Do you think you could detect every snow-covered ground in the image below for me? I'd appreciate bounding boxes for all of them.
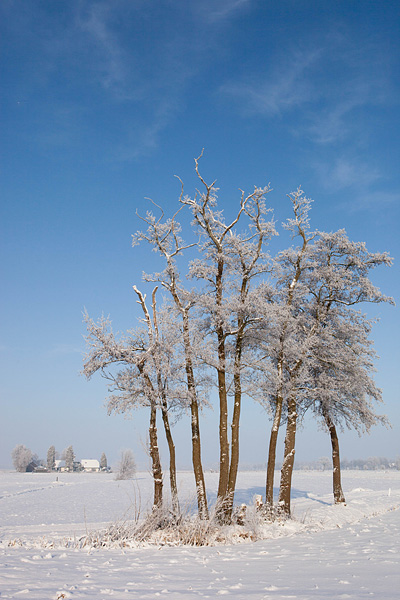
[0,469,399,599]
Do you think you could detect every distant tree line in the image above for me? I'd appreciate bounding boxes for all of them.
[83,156,394,523]
[270,455,400,471]
[340,456,400,470]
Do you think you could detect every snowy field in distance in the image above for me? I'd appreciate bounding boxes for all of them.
[0,469,399,599]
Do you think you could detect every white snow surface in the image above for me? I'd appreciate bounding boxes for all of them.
[0,469,399,599]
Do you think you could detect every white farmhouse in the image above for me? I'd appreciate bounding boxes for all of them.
[81,459,100,472]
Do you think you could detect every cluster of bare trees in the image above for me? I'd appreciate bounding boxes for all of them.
[83,156,393,523]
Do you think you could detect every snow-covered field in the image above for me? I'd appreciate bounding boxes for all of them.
[0,469,399,599]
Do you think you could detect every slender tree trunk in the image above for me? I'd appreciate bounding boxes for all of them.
[149,402,163,509]
[265,395,283,507]
[225,372,241,521]
[225,328,244,522]
[160,400,180,516]
[215,255,230,506]
[270,227,309,512]
[137,364,163,509]
[216,329,229,504]
[148,287,180,515]
[278,397,297,516]
[190,397,208,519]
[266,357,284,507]
[181,311,208,520]
[323,410,346,504]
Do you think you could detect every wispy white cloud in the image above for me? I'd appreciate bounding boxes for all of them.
[75,2,145,101]
[197,0,252,23]
[1,0,262,159]
[221,48,321,117]
[111,94,183,161]
[316,157,381,191]
[313,155,400,212]
[73,2,194,157]
[3,0,189,158]
[220,31,392,146]
[302,75,388,145]
[349,190,400,212]
[72,1,253,159]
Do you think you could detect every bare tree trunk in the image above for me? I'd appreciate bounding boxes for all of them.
[137,364,163,509]
[215,254,230,507]
[278,397,297,516]
[149,402,163,509]
[224,328,244,522]
[164,287,208,518]
[181,312,208,520]
[150,287,180,515]
[265,395,283,507]
[224,373,241,522]
[216,329,229,504]
[269,214,310,513]
[266,356,285,507]
[190,397,208,519]
[133,204,208,518]
[323,410,346,504]
[160,400,180,516]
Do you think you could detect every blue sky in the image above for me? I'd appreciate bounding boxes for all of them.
[1,0,399,470]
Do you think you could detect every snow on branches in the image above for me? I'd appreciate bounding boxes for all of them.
[83,155,394,523]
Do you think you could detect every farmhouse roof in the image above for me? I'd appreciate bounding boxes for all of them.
[81,459,100,468]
